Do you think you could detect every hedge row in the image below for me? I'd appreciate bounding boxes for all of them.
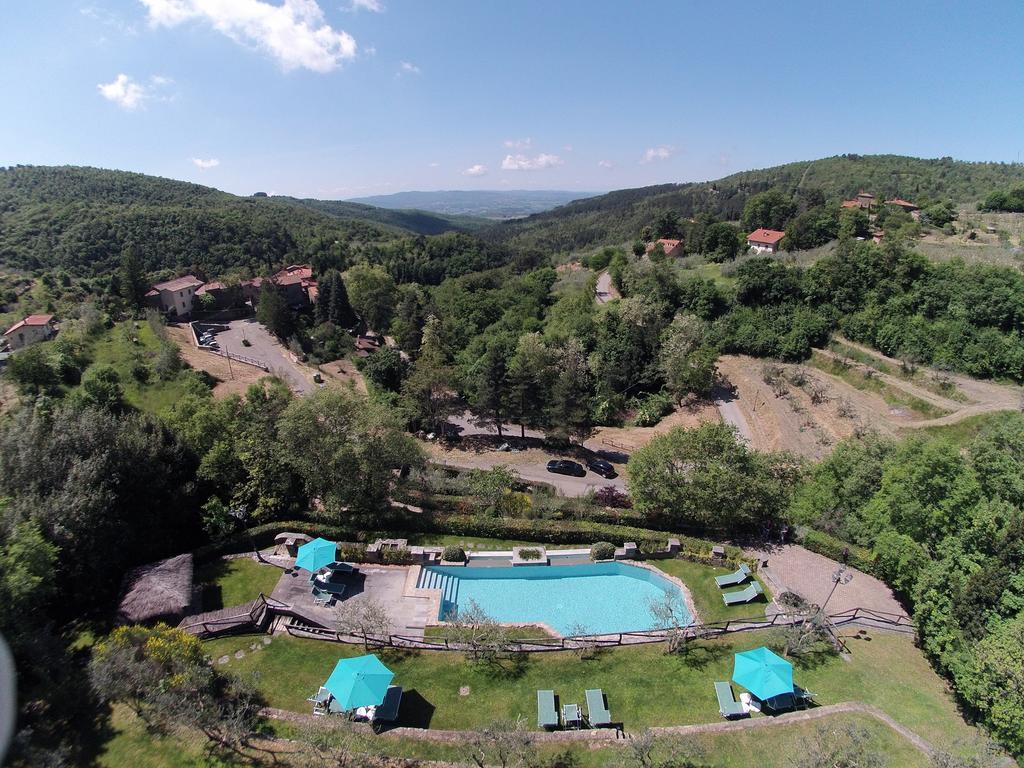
[194,514,746,563]
[799,528,878,576]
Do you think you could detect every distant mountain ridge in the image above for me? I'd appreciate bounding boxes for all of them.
[491,154,1024,252]
[348,189,601,219]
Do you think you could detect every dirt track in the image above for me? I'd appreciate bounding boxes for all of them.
[167,326,268,397]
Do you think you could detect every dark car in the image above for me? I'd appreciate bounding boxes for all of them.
[546,459,587,477]
[586,457,617,478]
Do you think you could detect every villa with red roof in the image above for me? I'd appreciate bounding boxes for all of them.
[145,275,205,318]
[645,238,683,258]
[3,314,56,350]
[746,228,786,254]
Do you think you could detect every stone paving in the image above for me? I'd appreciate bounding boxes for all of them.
[745,544,906,617]
[271,564,435,637]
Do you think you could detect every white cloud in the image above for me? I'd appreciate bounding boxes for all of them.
[501,153,564,171]
[97,74,148,109]
[640,145,673,164]
[428,162,440,168]
[346,0,382,10]
[139,0,358,73]
[397,61,420,75]
[462,164,487,177]
[191,157,220,169]
[597,159,615,169]
[503,137,531,149]
[97,73,174,109]
[563,144,574,152]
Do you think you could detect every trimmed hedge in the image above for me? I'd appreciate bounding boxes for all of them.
[591,541,616,561]
[193,513,746,565]
[441,545,466,562]
[799,528,878,576]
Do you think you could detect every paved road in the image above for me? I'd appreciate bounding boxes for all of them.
[210,319,312,394]
[715,395,752,443]
[431,448,627,497]
[595,270,620,304]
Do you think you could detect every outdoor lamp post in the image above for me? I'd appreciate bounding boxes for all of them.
[822,566,853,614]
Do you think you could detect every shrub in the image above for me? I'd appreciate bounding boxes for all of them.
[518,548,543,561]
[593,486,632,509]
[442,545,466,563]
[631,391,675,427]
[338,542,367,562]
[381,547,411,565]
[799,528,877,576]
[591,541,616,561]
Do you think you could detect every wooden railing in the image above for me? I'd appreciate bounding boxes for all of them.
[281,605,913,652]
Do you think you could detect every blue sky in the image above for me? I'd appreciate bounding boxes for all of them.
[2,0,1023,198]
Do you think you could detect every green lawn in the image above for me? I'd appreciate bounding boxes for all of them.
[100,706,931,768]
[423,624,557,642]
[653,559,769,625]
[195,557,282,610]
[202,628,980,754]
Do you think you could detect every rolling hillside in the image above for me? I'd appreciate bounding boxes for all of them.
[349,189,600,219]
[0,166,480,277]
[490,154,1024,253]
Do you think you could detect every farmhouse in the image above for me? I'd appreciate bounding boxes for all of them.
[645,238,683,258]
[3,313,56,350]
[146,275,205,318]
[746,228,786,254]
[841,191,876,211]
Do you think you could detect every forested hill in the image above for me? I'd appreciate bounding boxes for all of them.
[274,195,488,235]
[0,166,479,277]
[491,154,1024,253]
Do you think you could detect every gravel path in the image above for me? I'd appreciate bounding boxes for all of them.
[745,544,906,618]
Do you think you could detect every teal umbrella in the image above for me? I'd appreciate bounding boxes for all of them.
[323,654,394,710]
[732,646,793,701]
[296,537,336,572]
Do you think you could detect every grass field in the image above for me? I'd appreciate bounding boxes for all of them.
[654,559,769,625]
[201,627,979,755]
[809,352,950,419]
[195,557,283,610]
[827,340,967,402]
[79,321,199,414]
[917,411,1014,446]
[99,705,932,768]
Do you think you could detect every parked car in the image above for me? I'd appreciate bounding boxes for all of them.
[546,459,586,477]
[586,457,617,478]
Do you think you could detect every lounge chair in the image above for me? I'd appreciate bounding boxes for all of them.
[585,688,612,727]
[537,690,559,730]
[714,563,752,588]
[328,561,357,574]
[562,703,582,729]
[312,587,334,606]
[722,581,764,606]
[714,681,746,719]
[372,685,403,724]
[308,686,332,715]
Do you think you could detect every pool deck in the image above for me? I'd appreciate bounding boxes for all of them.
[271,563,436,639]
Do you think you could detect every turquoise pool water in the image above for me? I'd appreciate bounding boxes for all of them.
[416,561,690,636]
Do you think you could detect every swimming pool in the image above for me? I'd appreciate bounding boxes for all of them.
[416,561,691,636]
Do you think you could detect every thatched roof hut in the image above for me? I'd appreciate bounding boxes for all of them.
[117,553,194,625]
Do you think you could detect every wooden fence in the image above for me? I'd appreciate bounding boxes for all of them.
[282,605,914,652]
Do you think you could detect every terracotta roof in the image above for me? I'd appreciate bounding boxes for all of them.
[885,198,919,210]
[841,200,860,208]
[4,314,54,336]
[857,191,875,198]
[646,238,681,252]
[273,264,313,281]
[152,275,204,292]
[196,281,226,294]
[746,228,786,245]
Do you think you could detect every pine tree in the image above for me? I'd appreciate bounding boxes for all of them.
[327,272,356,327]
